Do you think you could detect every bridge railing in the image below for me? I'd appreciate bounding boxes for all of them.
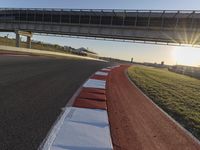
[0,8,200,31]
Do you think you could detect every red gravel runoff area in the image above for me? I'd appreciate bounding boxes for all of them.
[106,65,200,150]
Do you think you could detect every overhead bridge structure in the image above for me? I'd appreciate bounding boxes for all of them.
[1,8,200,47]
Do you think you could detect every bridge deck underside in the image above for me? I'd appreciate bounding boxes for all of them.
[0,9,200,45]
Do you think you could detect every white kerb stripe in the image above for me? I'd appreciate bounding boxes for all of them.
[41,108,72,150]
[51,107,113,150]
[83,79,106,89]
[95,71,108,76]
[102,68,111,71]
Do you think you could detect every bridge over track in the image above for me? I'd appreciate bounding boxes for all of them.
[1,8,200,47]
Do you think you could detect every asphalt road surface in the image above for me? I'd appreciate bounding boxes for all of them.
[0,55,109,150]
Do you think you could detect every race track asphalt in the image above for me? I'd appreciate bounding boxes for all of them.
[0,55,109,150]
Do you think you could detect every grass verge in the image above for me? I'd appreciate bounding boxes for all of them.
[128,65,200,140]
[0,36,68,53]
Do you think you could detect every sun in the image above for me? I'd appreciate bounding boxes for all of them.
[172,47,200,66]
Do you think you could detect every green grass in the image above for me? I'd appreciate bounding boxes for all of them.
[0,36,69,53]
[128,65,200,140]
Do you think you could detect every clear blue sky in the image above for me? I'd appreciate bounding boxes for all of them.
[1,0,200,10]
[1,0,200,66]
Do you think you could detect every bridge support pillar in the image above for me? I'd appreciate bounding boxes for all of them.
[16,33,20,47]
[27,36,31,49]
[15,30,33,48]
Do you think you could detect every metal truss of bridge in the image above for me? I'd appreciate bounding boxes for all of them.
[1,8,200,47]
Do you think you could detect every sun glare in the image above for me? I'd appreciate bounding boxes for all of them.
[172,47,200,67]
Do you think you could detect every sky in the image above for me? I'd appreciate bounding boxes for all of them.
[1,0,200,66]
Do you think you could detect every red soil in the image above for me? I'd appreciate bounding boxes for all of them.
[107,65,200,150]
[0,51,33,56]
